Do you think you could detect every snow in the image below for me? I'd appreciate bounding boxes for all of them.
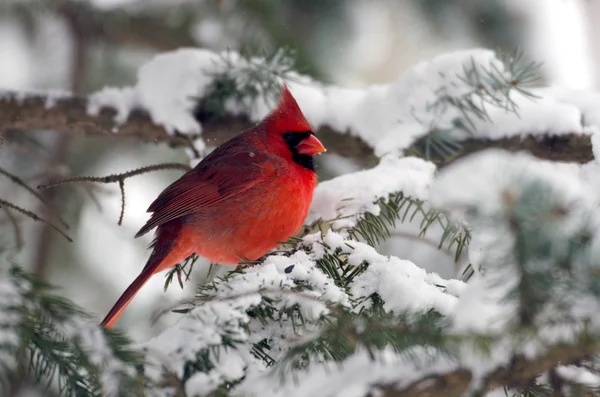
[556,365,600,387]
[307,155,435,230]
[88,86,136,125]
[59,317,137,396]
[237,347,457,397]
[302,232,464,316]
[136,49,220,134]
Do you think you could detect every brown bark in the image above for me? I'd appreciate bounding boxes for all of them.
[0,91,594,167]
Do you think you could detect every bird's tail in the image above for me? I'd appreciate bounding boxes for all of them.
[101,266,155,329]
[101,225,195,329]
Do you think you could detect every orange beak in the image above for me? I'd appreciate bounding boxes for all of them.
[296,134,326,156]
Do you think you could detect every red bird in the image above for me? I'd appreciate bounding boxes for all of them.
[101,85,325,328]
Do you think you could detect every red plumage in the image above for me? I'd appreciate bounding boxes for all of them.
[101,85,325,328]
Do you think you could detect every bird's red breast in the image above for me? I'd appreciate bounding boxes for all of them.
[101,84,325,328]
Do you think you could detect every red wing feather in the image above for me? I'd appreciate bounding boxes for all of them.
[135,144,275,238]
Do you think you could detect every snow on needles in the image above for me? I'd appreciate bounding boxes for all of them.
[430,150,600,332]
[25,46,600,162]
[85,48,505,157]
[58,317,137,396]
[307,155,435,229]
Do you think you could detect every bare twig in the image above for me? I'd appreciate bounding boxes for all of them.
[39,163,191,225]
[0,199,72,243]
[0,167,69,228]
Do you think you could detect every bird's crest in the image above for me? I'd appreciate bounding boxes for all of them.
[262,84,313,133]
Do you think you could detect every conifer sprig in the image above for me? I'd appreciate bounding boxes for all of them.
[0,265,146,397]
[408,49,541,163]
[350,192,470,263]
[198,46,299,120]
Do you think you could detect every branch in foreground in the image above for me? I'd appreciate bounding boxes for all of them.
[0,92,593,167]
[379,336,597,397]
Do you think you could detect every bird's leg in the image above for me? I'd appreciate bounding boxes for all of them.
[175,263,184,289]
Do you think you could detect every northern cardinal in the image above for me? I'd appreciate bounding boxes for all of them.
[101,85,325,328]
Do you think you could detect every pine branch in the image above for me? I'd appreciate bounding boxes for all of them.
[0,265,147,396]
[407,50,542,163]
[0,91,594,168]
[349,192,470,263]
[197,47,300,120]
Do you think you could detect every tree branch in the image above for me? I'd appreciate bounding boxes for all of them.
[0,91,593,167]
[378,336,598,397]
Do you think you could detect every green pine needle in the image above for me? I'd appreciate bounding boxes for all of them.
[350,192,470,263]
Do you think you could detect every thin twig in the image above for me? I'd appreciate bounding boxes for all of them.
[118,179,125,225]
[0,166,69,228]
[39,163,191,225]
[0,199,72,242]
[38,163,191,188]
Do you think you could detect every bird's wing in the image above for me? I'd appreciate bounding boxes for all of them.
[135,141,277,238]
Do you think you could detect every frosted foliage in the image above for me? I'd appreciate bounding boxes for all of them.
[429,150,596,271]
[83,46,600,167]
[59,317,136,396]
[429,150,600,331]
[142,252,351,394]
[307,155,435,229]
[237,348,456,397]
[304,232,464,316]
[139,227,465,395]
[123,104,600,394]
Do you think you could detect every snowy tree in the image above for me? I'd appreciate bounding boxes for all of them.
[3,44,600,396]
[3,2,600,397]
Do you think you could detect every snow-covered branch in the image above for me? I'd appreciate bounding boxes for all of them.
[0,91,594,168]
[2,48,600,167]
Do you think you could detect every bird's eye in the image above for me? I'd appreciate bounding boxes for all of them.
[282,132,294,143]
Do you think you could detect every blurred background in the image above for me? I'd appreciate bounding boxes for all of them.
[0,0,597,342]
